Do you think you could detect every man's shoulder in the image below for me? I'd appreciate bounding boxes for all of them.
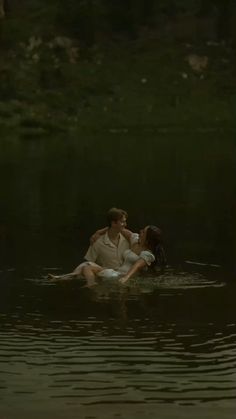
[91,233,129,249]
[120,232,129,241]
[84,238,104,260]
[119,233,130,246]
[93,234,108,247]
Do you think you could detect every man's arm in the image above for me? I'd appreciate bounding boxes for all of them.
[84,242,98,262]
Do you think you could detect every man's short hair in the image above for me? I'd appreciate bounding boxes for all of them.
[107,207,128,227]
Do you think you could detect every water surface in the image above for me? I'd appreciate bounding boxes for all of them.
[0,130,235,418]
[0,267,235,418]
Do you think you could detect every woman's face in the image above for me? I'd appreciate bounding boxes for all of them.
[139,226,149,246]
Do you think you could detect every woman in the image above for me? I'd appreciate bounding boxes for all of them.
[101,225,166,284]
[49,225,166,286]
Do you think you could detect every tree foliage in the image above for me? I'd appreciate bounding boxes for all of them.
[2,0,236,43]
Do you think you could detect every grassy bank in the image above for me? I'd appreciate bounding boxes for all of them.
[0,30,235,136]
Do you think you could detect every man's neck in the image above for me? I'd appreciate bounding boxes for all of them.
[108,228,120,240]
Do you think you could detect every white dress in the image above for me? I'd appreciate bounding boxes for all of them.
[97,233,155,279]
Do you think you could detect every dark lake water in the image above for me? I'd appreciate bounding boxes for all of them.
[0,129,236,418]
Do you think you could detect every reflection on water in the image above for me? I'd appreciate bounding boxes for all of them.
[0,269,236,418]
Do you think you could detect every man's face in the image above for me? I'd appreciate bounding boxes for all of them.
[112,215,127,232]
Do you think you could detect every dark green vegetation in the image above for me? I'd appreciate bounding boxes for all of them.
[0,0,235,135]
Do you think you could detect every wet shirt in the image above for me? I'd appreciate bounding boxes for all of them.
[84,232,130,269]
[97,248,155,279]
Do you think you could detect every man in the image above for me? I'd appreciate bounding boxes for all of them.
[48,207,131,284]
[84,207,130,269]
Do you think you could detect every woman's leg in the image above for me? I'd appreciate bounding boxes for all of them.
[48,262,95,281]
[48,262,103,285]
[48,272,77,281]
[81,264,104,287]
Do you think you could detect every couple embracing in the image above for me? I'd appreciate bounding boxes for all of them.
[49,207,166,287]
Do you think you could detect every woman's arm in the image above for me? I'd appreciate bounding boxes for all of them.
[119,258,146,284]
[120,228,133,242]
[90,227,134,245]
[90,227,108,244]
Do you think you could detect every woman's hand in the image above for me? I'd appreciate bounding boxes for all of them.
[90,232,100,244]
[119,259,146,285]
[89,227,108,244]
[119,275,130,284]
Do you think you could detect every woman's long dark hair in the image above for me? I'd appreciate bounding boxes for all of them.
[145,225,167,268]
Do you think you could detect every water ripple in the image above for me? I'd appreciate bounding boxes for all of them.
[1,277,235,416]
[0,322,236,408]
